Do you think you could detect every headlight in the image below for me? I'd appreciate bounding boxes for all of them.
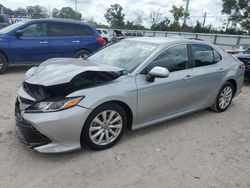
[25,97,83,113]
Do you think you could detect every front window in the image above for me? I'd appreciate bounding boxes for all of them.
[144,44,188,73]
[22,23,46,37]
[88,41,158,72]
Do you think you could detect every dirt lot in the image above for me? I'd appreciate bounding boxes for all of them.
[0,66,250,188]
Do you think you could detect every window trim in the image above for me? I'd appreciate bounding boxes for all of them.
[139,43,191,74]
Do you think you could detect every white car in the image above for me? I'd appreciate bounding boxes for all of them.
[97,28,112,45]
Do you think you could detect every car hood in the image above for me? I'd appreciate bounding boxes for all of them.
[25,58,124,86]
[234,53,250,59]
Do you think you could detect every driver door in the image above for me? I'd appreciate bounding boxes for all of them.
[136,44,196,124]
[10,22,50,63]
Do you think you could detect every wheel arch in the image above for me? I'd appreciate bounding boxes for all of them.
[0,50,9,63]
[226,79,237,97]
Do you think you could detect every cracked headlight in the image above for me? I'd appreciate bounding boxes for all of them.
[25,97,84,113]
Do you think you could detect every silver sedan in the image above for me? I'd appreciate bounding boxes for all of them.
[15,37,245,153]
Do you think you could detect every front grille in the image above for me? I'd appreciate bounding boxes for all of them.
[15,100,51,148]
[238,58,250,69]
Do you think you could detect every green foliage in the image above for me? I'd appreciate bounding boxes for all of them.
[148,10,162,29]
[170,5,189,24]
[52,7,81,20]
[26,5,48,18]
[151,17,170,31]
[125,21,146,30]
[104,4,125,28]
[222,0,249,33]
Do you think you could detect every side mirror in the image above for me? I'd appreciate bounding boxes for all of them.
[146,66,170,82]
[15,30,23,38]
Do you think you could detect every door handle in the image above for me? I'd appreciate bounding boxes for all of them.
[72,40,80,43]
[183,75,192,80]
[39,41,48,44]
[217,68,224,73]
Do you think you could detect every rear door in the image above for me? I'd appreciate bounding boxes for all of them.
[48,22,80,58]
[9,22,50,63]
[190,44,226,106]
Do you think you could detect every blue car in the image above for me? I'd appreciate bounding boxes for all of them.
[0,18,104,73]
[234,49,250,79]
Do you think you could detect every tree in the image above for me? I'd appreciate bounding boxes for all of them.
[147,10,162,29]
[134,10,144,25]
[52,7,81,20]
[26,5,48,18]
[0,4,13,15]
[169,5,189,26]
[151,17,170,31]
[104,4,125,28]
[125,21,146,30]
[13,8,27,17]
[221,0,249,34]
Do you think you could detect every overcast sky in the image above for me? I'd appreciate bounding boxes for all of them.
[2,0,228,29]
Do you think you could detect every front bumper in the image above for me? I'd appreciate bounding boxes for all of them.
[15,99,92,153]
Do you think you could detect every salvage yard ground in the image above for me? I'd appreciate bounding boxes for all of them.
[0,66,250,188]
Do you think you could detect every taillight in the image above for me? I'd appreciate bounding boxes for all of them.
[96,37,104,45]
[239,63,245,69]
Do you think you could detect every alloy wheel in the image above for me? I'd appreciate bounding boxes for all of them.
[89,110,123,146]
[218,86,233,110]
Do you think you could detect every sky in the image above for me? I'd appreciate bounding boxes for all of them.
[2,0,228,29]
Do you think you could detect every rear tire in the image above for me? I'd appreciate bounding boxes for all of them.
[74,50,90,59]
[0,53,7,74]
[82,103,127,150]
[210,82,234,112]
[103,38,108,45]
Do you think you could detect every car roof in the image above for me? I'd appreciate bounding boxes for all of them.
[26,18,93,27]
[124,37,205,45]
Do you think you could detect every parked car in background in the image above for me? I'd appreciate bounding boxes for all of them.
[0,14,10,29]
[234,49,250,79]
[15,37,244,153]
[226,44,250,54]
[0,18,104,73]
[97,28,112,45]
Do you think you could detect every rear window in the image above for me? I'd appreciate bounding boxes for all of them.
[48,22,78,37]
[102,30,108,34]
[97,30,102,34]
[48,22,93,37]
[77,25,93,36]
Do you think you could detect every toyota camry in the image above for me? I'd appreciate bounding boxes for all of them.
[15,37,245,153]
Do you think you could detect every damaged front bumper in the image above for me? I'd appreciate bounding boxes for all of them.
[15,85,92,153]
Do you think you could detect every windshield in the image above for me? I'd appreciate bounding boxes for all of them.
[0,22,26,34]
[88,40,158,72]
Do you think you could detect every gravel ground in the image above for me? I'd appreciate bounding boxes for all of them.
[0,66,250,188]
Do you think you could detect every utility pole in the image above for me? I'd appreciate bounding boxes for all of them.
[183,0,190,26]
[202,12,207,28]
[75,0,77,12]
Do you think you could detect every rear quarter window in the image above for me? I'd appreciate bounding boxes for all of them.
[77,25,94,36]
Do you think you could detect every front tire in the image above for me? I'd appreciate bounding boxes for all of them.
[82,103,127,150]
[210,82,234,112]
[0,53,7,74]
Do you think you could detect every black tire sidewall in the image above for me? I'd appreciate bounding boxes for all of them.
[216,82,234,112]
[75,50,90,59]
[0,53,7,74]
[82,103,127,150]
